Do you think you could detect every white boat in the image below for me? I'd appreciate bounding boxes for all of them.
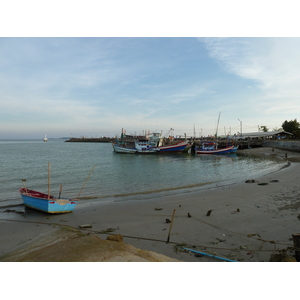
[43,135,48,142]
[112,143,137,154]
[134,140,159,153]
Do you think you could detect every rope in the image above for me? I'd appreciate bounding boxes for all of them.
[0,218,297,253]
[117,211,294,247]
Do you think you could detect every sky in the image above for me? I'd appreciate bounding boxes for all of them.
[1,4,300,139]
[1,37,300,139]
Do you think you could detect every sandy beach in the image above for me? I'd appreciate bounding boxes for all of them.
[1,147,300,262]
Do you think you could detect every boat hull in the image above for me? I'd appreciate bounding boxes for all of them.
[230,146,239,153]
[112,143,137,153]
[20,188,77,214]
[135,149,159,154]
[196,146,234,154]
[158,141,188,152]
[134,141,159,154]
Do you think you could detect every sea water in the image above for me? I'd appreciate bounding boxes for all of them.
[0,139,286,208]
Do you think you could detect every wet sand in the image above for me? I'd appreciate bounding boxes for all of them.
[1,147,300,262]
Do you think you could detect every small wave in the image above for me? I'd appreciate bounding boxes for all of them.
[79,181,214,200]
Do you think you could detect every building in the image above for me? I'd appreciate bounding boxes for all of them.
[229,130,293,140]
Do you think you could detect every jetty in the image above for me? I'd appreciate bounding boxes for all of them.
[65,136,262,149]
[64,130,300,153]
[65,137,114,143]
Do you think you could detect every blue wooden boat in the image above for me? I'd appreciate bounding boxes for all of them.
[195,141,234,154]
[20,188,78,214]
[157,141,188,152]
[230,145,239,153]
[19,163,94,214]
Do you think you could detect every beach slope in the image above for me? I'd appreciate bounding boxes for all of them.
[1,147,300,262]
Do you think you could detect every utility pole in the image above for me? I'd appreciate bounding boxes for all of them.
[238,119,242,136]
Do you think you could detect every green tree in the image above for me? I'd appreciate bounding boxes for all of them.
[292,130,300,139]
[282,119,300,133]
[259,126,269,132]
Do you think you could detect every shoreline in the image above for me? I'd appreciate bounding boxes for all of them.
[1,146,300,262]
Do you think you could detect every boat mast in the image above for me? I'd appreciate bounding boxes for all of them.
[215,112,221,138]
[48,162,51,199]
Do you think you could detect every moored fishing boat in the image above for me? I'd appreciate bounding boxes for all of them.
[230,145,239,153]
[195,141,234,154]
[157,141,188,152]
[135,140,159,153]
[113,128,189,154]
[112,142,137,153]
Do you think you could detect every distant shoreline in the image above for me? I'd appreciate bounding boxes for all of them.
[65,137,114,143]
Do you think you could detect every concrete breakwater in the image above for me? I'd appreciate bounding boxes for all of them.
[65,137,114,143]
[262,140,300,152]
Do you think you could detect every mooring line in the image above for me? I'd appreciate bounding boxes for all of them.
[0,218,295,252]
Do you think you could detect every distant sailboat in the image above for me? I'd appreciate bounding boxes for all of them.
[43,135,48,142]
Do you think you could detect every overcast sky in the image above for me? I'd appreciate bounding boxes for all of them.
[1,5,299,139]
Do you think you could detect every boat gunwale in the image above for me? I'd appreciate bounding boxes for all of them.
[19,188,79,202]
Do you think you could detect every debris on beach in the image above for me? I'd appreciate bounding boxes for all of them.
[247,233,261,238]
[206,210,212,216]
[79,224,93,229]
[239,245,250,250]
[187,212,192,218]
[172,242,188,254]
[98,227,118,234]
[107,234,123,242]
[166,218,171,223]
[245,179,257,183]
[216,238,226,243]
[270,251,297,262]
[155,207,163,211]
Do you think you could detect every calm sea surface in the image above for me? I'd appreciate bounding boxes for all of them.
[0,139,286,208]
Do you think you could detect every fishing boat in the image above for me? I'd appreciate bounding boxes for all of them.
[195,141,234,154]
[135,140,159,153]
[19,163,95,214]
[157,141,188,152]
[19,188,78,214]
[112,143,137,154]
[230,145,239,153]
[112,128,189,154]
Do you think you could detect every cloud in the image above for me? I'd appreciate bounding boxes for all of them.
[2,37,300,138]
[201,37,300,96]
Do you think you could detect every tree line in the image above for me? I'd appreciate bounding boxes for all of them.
[260,119,300,139]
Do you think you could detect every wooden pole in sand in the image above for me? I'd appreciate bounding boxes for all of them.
[58,184,63,199]
[48,162,51,199]
[166,209,176,243]
[22,179,28,194]
[292,233,300,261]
